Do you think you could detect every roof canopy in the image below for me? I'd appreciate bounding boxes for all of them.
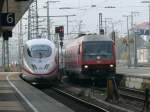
[0,0,33,33]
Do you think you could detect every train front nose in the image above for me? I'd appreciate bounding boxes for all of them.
[31,64,51,74]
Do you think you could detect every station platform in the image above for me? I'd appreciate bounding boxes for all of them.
[116,66,150,78]
[0,72,73,112]
[116,66,150,90]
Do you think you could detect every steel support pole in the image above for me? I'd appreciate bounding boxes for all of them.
[134,33,137,67]
[127,16,131,67]
[66,16,68,35]
[149,4,150,39]
[35,0,39,38]
[131,12,138,67]
[2,39,5,68]
[105,19,107,35]
[47,1,51,40]
[2,38,9,71]
[99,13,102,34]
[131,12,136,67]
[6,40,9,68]
[18,19,23,71]
[28,7,31,40]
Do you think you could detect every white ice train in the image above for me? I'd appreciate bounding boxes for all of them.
[22,39,60,82]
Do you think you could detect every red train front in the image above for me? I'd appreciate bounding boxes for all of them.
[63,34,116,80]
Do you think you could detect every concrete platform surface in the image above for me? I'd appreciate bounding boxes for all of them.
[116,66,150,78]
[1,72,74,112]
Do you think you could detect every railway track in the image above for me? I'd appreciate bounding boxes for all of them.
[20,75,107,112]
[38,83,139,112]
[85,86,149,102]
[119,87,150,103]
[38,86,109,112]
[70,85,150,112]
[21,74,149,112]
[118,87,150,112]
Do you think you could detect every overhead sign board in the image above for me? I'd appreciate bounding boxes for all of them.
[0,13,15,27]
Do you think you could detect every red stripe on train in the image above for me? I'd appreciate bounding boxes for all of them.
[22,66,58,76]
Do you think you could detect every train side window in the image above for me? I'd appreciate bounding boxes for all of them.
[27,48,32,57]
[78,45,80,54]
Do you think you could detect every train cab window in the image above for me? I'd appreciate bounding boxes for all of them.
[27,48,32,57]
[29,45,52,58]
[83,41,113,60]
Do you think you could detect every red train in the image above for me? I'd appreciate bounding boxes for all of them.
[63,34,116,80]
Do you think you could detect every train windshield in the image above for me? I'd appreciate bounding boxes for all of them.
[83,41,113,60]
[28,45,52,58]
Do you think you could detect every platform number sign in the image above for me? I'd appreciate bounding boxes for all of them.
[0,13,15,27]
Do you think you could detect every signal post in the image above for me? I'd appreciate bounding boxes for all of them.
[0,12,15,71]
[55,26,64,80]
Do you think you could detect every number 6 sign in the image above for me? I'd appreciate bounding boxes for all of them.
[0,13,15,27]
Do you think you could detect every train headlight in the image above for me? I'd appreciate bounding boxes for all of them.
[110,64,114,67]
[84,65,88,69]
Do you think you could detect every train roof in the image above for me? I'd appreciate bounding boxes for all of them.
[64,34,113,48]
[25,39,53,46]
[77,34,113,42]
[66,34,113,44]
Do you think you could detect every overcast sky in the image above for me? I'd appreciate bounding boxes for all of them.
[15,0,150,37]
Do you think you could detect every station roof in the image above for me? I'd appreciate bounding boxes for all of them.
[0,0,33,33]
